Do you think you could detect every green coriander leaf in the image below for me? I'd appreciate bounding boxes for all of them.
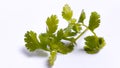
[46,15,59,34]
[64,23,77,37]
[78,10,86,23]
[56,42,74,54]
[98,37,106,49]
[84,36,99,54]
[57,29,64,41]
[24,4,106,66]
[84,36,106,54]
[63,22,81,37]
[84,36,98,48]
[62,4,73,21]
[88,12,100,31]
[39,33,50,50]
[50,42,74,54]
[24,31,41,51]
[70,18,76,23]
[63,37,76,43]
[73,23,82,33]
[64,31,76,37]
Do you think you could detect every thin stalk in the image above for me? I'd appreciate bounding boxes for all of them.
[75,23,98,41]
[81,23,97,37]
[81,23,100,48]
[75,28,88,41]
[49,50,57,66]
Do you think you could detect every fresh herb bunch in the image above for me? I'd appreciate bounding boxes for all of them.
[24,4,106,66]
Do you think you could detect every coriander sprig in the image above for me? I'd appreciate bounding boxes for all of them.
[24,4,106,66]
[77,10,106,54]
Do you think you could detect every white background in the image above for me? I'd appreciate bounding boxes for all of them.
[0,0,120,68]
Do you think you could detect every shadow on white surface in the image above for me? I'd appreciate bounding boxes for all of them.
[46,60,53,68]
[21,47,48,57]
[79,48,86,54]
[20,47,56,68]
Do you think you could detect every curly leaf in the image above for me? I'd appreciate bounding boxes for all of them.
[50,42,74,54]
[57,29,64,41]
[78,10,86,23]
[46,15,59,34]
[24,31,41,51]
[84,36,106,54]
[39,33,50,50]
[62,4,73,21]
[88,12,100,31]
[73,23,82,33]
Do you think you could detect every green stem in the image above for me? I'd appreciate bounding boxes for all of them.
[75,28,88,41]
[49,50,57,66]
[81,23,97,37]
[75,23,98,41]
[81,23,100,48]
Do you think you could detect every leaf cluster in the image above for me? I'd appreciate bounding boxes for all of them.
[24,4,106,66]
